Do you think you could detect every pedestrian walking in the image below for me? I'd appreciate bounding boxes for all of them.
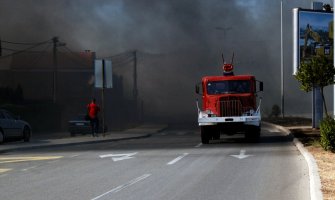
[87,98,100,137]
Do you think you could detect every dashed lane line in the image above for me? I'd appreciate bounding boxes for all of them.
[0,156,63,164]
[91,174,151,200]
[0,168,12,173]
[167,153,189,165]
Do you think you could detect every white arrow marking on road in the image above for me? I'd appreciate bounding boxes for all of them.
[230,150,253,159]
[99,152,138,162]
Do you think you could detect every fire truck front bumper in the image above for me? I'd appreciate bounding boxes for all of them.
[198,116,261,126]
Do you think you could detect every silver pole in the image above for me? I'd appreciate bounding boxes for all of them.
[280,0,284,118]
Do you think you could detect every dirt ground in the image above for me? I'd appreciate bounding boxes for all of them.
[264,117,335,200]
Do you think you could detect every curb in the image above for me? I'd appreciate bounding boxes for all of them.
[0,134,151,154]
[263,122,323,200]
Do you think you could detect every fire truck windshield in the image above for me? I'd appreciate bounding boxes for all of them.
[206,80,251,94]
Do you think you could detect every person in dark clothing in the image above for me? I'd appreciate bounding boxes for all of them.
[87,98,100,137]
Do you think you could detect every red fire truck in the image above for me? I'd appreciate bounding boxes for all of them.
[196,59,263,144]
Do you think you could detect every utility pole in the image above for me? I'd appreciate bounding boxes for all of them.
[102,59,106,136]
[133,51,139,122]
[52,36,65,104]
[52,37,58,104]
[0,37,2,56]
[280,0,285,118]
[133,50,138,99]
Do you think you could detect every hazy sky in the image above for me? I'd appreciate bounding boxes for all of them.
[0,0,334,120]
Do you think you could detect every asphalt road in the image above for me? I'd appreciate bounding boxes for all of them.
[0,123,309,200]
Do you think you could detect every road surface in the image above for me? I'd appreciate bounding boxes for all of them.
[0,123,309,200]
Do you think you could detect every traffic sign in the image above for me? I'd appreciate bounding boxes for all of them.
[95,59,113,88]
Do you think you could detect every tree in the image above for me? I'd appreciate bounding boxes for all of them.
[295,55,335,117]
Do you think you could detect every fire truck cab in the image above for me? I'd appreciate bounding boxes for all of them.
[196,63,263,144]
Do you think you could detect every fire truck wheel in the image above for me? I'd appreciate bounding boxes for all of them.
[213,127,220,140]
[245,126,260,142]
[201,126,210,144]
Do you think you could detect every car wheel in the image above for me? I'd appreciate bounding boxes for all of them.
[23,126,31,142]
[0,130,4,144]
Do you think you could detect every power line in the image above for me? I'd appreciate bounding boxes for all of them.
[0,41,51,59]
[1,47,19,52]
[1,39,52,46]
[113,57,135,66]
[29,43,52,67]
[110,50,134,58]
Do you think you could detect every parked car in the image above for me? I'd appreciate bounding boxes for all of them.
[68,114,107,136]
[0,109,31,143]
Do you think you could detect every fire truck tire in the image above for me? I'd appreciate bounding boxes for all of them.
[245,126,260,142]
[213,127,220,140]
[201,126,210,144]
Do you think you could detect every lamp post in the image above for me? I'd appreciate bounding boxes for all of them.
[281,0,285,118]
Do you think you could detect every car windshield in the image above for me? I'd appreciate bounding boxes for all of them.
[206,80,251,94]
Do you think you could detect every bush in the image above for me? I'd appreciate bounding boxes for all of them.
[320,117,335,151]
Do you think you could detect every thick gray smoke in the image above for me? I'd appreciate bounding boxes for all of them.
[0,0,334,124]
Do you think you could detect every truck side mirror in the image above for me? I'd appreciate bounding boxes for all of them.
[259,82,263,92]
[196,85,200,94]
[195,83,202,95]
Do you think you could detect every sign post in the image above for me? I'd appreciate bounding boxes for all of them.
[95,59,113,136]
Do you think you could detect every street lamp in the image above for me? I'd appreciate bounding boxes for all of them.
[280,0,284,118]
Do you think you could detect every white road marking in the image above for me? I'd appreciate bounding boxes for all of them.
[69,154,80,158]
[194,143,202,148]
[21,166,37,171]
[0,168,11,173]
[230,149,253,159]
[167,153,189,165]
[263,127,278,133]
[99,152,138,162]
[91,174,151,200]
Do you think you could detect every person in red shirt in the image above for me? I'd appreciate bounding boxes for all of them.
[87,98,100,137]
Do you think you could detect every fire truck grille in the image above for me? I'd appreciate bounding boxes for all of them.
[219,100,244,117]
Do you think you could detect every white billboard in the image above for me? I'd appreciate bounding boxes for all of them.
[293,8,333,75]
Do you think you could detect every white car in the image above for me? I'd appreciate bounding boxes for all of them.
[0,109,31,143]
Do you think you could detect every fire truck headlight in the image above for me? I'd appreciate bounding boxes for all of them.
[205,110,216,117]
[199,111,208,118]
[200,110,216,118]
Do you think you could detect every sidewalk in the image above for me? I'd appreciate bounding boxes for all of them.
[0,124,168,153]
